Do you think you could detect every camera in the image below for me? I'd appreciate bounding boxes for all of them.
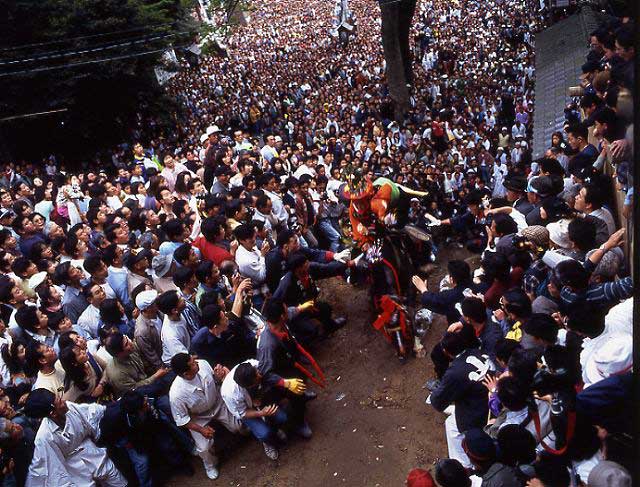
[567,86,584,97]
[531,364,572,397]
[288,216,301,232]
[511,234,528,250]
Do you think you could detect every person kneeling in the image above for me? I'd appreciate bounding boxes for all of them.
[169,353,244,480]
[221,359,289,461]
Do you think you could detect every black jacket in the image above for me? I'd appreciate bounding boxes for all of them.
[430,348,492,432]
[265,246,332,293]
[272,260,345,307]
[419,284,469,324]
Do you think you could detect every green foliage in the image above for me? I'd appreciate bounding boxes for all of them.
[0,0,197,163]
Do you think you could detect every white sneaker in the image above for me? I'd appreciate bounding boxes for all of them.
[263,442,279,461]
[204,463,219,480]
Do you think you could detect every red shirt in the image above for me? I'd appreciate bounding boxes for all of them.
[192,236,233,266]
[432,121,444,137]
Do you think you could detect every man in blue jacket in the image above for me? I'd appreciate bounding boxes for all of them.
[412,260,473,324]
[430,332,493,469]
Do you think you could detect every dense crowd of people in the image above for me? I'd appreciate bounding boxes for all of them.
[0,0,634,484]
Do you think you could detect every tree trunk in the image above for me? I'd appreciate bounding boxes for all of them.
[379,0,417,121]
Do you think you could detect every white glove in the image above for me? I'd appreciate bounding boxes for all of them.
[428,219,441,227]
[333,248,351,263]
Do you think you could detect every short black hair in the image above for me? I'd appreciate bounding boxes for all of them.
[447,260,471,285]
[464,190,483,206]
[156,290,181,315]
[276,229,296,247]
[234,223,255,242]
[82,281,100,300]
[101,243,119,266]
[23,388,56,418]
[256,195,271,211]
[507,348,539,385]
[163,219,185,240]
[497,376,529,411]
[523,313,558,344]
[195,260,214,283]
[434,459,471,487]
[263,298,286,323]
[198,290,221,310]
[566,305,605,338]
[497,425,536,466]
[493,214,518,236]
[461,297,486,323]
[173,266,195,289]
[201,216,224,242]
[99,299,123,325]
[441,331,468,357]
[15,305,40,332]
[566,123,588,141]
[568,218,596,253]
[224,199,243,218]
[11,256,32,277]
[533,453,570,486]
[64,233,81,257]
[121,390,146,415]
[170,352,192,376]
[503,288,532,318]
[104,331,126,356]
[83,255,104,275]
[286,251,308,272]
[582,182,604,209]
[173,243,193,265]
[201,304,224,329]
[553,259,590,290]
[495,338,520,365]
[234,362,259,389]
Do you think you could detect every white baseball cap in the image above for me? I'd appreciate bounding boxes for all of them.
[28,272,48,290]
[135,290,159,311]
[206,125,221,136]
[584,333,633,388]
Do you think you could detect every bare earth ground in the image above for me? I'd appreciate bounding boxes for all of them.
[170,247,476,486]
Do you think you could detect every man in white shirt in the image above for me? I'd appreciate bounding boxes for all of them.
[26,342,66,398]
[76,283,106,339]
[260,174,289,229]
[260,135,278,164]
[511,120,526,140]
[221,359,288,461]
[156,290,190,365]
[24,389,126,486]
[293,155,318,179]
[233,224,270,292]
[169,354,243,479]
[574,183,616,236]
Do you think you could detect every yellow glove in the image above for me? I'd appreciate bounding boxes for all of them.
[298,300,314,313]
[283,378,306,395]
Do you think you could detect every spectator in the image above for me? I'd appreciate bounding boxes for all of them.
[24,388,126,486]
[133,290,163,374]
[103,332,171,398]
[429,332,493,468]
[221,359,289,461]
[156,290,191,365]
[168,353,243,480]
